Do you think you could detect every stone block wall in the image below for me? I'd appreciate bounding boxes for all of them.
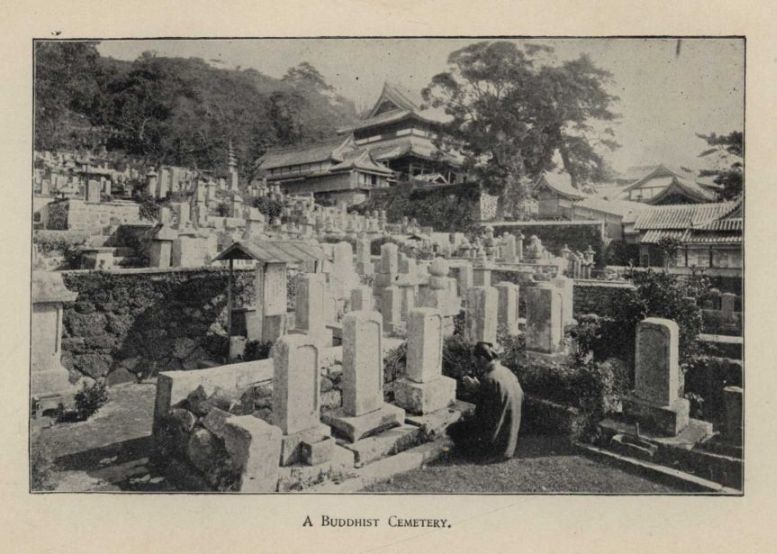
[50,199,142,232]
[59,268,255,383]
[573,280,636,318]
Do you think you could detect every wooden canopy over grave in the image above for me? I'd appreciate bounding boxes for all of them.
[211,239,328,339]
[212,239,328,267]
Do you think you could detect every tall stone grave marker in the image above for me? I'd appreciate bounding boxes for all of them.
[525,284,564,354]
[465,286,497,345]
[380,286,403,335]
[295,273,328,343]
[394,308,457,414]
[494,281,519,336]
[322,311,404,442]
[551,275,575,327]
[350,285,373,312]
[272,334,333,465]
[622,318,690,436]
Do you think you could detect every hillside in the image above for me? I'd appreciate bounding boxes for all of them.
[34,42,358,179]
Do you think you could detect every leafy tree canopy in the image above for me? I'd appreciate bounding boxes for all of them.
[422,41,620,195]
[696,131,743,201]
[34,42,358,180]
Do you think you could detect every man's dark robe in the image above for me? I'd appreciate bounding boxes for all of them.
[472,363,524,459]
[450,363,524,459]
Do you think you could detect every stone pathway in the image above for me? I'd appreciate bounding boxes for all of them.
[32,381,172,492]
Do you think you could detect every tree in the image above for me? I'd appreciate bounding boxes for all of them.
[697,131,743,200]
[422,41,619,195]
[657,236,682,270]
[283,62,332,91]
[34,41,105,150]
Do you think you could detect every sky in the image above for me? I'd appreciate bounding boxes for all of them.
[97,38,744,173]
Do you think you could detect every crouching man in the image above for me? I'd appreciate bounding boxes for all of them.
[448,341,524,461]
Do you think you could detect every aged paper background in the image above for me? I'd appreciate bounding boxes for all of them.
[1,1,775,552]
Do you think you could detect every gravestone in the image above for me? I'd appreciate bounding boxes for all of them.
[473,265,492,287]
[322,311,404,442]
[148,225,178,268]
[30,272,79,414]
[295,273,328,342]
[272,334,333,465]
[551,275,575,327]
[380,286,403,335]
[456,263,474,296]
[355,238,373,275]
[494,281,519,336]
[350,285,373,312]
[465,286,497,345]
[256,262,289,342]
[502,234,517,263]
[86,180,101,203]
[622,318,690,436]
[722,386,743,446]
[525,284,564,354]
[394,308,457,414]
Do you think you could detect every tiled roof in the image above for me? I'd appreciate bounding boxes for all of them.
[574,196,647,219]
[641,229,686,244]
[647,176,717,204]
[534,172,588,200]
[258,137,350,170]
[329,151,393,175]
[634,202,737,231]
[697,217,742,232]
[681,229,742,245]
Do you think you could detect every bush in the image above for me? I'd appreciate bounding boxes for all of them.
[383,341,407,384]
[253,196,284,221]
[73,380,109,420]
[244,340,273,362]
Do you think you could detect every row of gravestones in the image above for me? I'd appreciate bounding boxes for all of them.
[217,305,456,491]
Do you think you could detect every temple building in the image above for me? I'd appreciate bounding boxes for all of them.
[256,82,464,206]
[629,200,742,276]
[618,164,720,204]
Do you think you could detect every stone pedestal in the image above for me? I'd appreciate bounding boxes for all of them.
[394,377,457,415]
[621,396,690,436]
[322,404,405,443]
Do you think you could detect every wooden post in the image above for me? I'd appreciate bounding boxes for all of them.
[227,257,234,336]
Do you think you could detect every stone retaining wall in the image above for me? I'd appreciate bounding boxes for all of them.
[59,267,255,383]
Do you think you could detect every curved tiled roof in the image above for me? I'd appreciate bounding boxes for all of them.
[634,201,737,230]
[534,172,587,200]
[258,137,351,170]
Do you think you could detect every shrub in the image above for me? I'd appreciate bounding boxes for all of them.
[244,340,273,362]
[383,341,407,384]
[253,196,284,221]
[73,380,109,420]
